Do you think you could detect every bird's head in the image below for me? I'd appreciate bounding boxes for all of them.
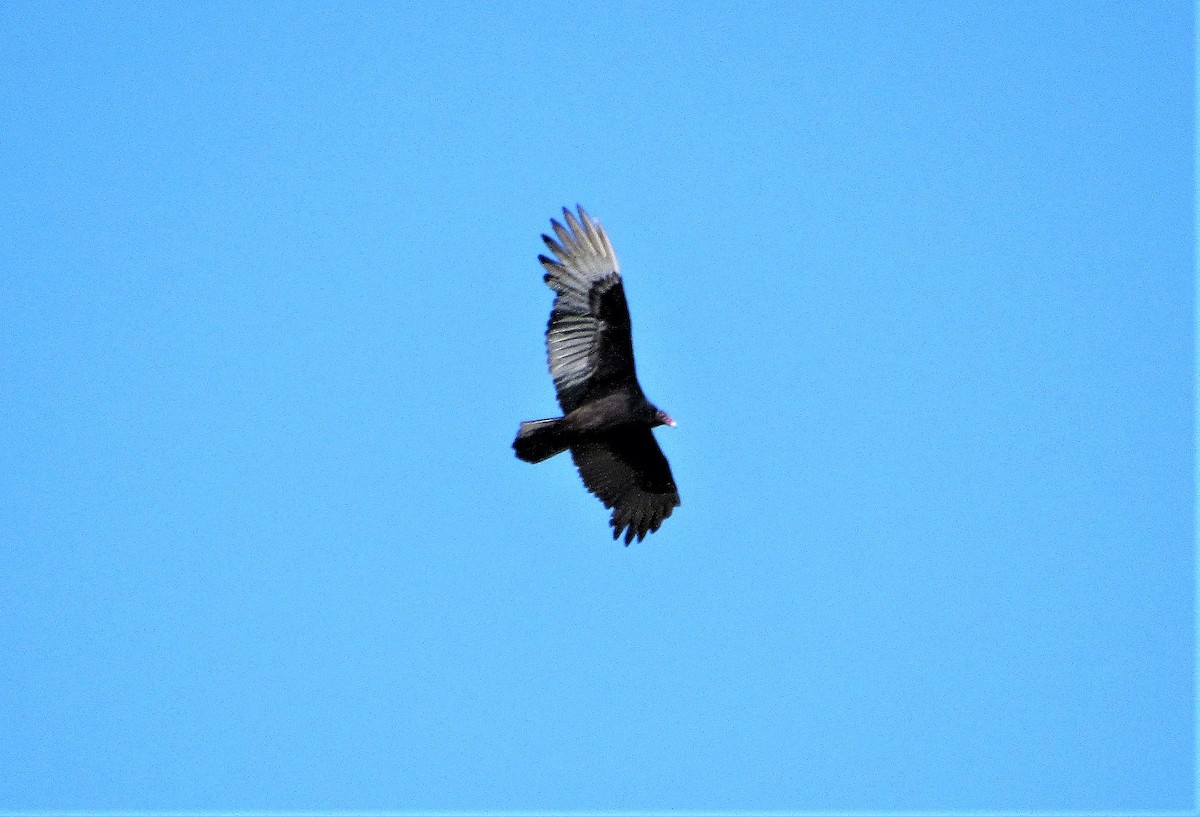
[653,407,677,428]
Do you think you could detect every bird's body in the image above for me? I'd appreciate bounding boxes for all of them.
[513,206,680,545]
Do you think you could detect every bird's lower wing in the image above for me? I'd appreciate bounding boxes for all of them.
[570,428,680,545]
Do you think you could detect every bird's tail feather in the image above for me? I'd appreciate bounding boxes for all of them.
[513,418,569,463]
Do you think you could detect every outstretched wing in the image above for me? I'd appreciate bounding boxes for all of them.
[570,429,681,545]
[538,206,638,413]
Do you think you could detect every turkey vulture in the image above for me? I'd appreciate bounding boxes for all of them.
[513,206,680,545]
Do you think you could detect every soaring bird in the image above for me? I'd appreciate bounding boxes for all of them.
[513,206,680,545]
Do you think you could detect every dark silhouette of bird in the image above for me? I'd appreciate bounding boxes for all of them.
[513,206,680,545]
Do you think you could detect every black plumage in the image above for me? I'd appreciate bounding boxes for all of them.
[513,206,680,545]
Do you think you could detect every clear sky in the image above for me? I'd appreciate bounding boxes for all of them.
[0,1,1193,812]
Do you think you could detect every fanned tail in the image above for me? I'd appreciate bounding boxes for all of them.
[513,418,570,464]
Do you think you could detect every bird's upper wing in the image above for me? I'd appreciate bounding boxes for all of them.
[570,428,680,545]
[538,206,638,413]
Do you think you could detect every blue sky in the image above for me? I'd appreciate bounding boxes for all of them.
[0,1,1193,812]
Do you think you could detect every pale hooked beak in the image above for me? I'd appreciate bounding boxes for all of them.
[662,413,677,428]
